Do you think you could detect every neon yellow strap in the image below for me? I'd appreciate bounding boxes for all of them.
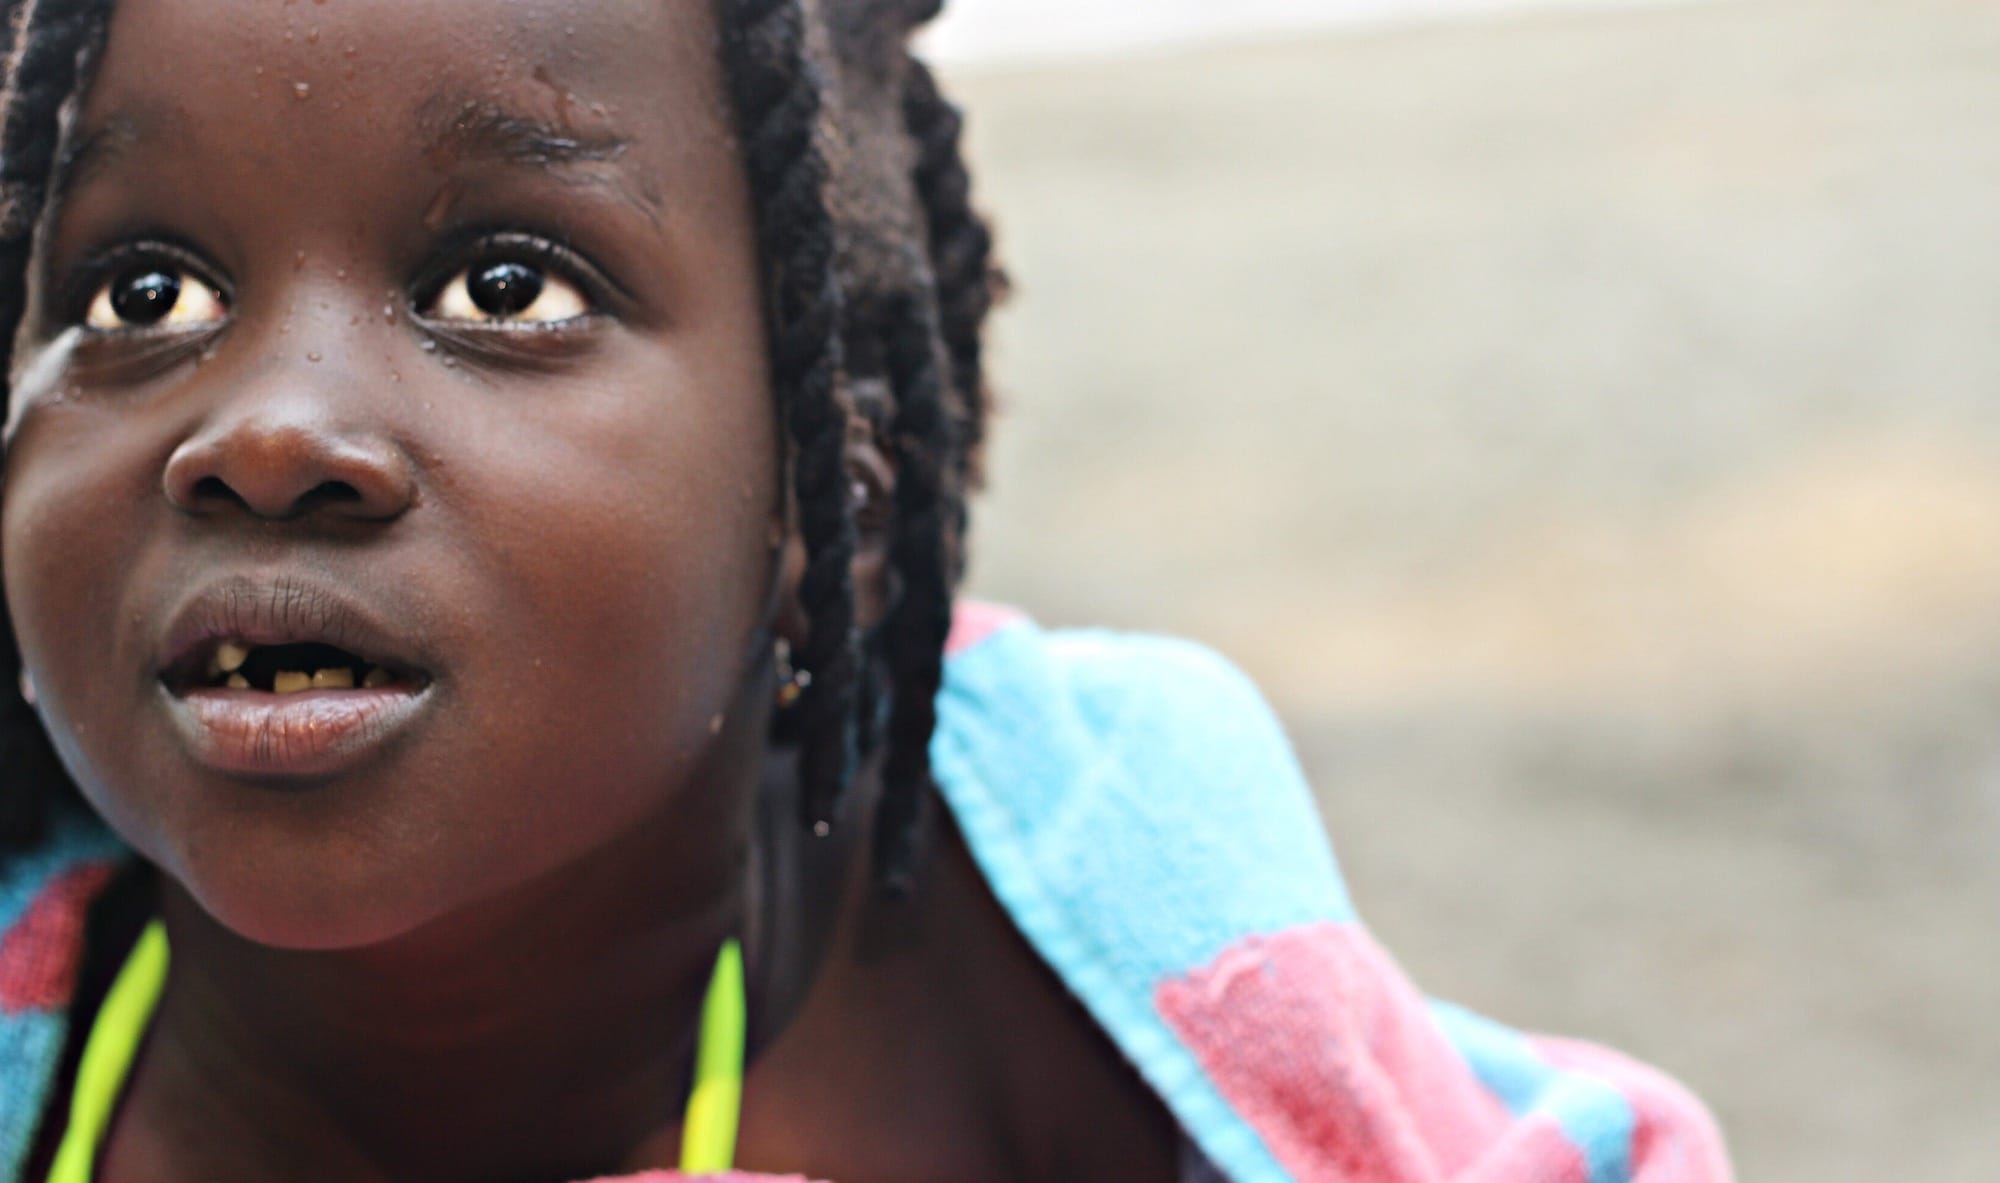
[47,920,169,1183]
[680,937,746,1174]
[47,927,746,1181]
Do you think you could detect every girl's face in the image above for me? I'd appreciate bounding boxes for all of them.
[2,0,786,948]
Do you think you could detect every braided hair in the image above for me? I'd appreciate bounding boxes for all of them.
[0,0,1002,893]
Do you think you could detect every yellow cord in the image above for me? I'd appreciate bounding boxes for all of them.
[680,938,747,1174]
[47,920,169,1183]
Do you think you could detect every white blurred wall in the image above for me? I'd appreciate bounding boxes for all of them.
[923,0,1722,67]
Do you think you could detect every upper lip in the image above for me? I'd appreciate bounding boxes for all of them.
[156,575,432,692]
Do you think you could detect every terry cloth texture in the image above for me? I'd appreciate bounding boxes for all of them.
[0,603,1731,1183]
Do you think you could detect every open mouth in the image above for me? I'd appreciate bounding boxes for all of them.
[153,580,439,780]
[164,638,425,696]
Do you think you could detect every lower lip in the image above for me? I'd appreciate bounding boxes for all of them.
[164,684,429,781]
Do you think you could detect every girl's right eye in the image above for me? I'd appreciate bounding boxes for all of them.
[82,265,228,332]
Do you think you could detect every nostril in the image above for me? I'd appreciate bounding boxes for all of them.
[299,481,363,511]
[191,475,245,508]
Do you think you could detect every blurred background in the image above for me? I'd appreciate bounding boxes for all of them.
[928,1,2000,1180]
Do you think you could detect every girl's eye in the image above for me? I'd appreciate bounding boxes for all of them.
[425,259,589,324]
[83,265,227,331]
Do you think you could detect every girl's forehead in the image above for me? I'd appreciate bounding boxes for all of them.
[69,0,727,197]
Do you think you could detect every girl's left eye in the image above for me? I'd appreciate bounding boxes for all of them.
[83,265,227,332]
[424,259,590,324]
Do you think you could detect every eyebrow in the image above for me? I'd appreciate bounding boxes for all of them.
[417,93,661,220]
[51,111,162,206]
[417,93,628,168]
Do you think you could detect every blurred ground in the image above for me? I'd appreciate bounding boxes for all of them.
[946,2,2000,1180]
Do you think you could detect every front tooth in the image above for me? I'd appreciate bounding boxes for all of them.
[216,642,250,673]
[272,671,311,694]
[362,668,393,689]
[312,668,355,689]
[226,673,250,690]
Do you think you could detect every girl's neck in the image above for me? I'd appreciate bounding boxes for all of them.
[114,809,750,1183]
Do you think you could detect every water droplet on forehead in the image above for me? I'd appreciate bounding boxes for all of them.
[419,339,437,353]
[306,351,323,363]
[292,81,311,100]
[306,27,320,43]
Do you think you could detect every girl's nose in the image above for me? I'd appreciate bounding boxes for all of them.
[162,392,416,523]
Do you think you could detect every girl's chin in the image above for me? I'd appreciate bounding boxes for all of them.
[161,850,483,954]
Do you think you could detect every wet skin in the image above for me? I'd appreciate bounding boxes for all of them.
[3,0,1178,1181]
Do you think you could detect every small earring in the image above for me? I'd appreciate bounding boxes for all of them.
[774,638,812,709]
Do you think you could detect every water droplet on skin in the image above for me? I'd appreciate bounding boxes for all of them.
[294,250,307,271]
[419,339,437,353]
[441,356,457,368]
[254,65,265,76]
[306,26,320,43]
[382,303,396,322]
[307,351,323,363]
[335,267,347,280]
[389,369,401,383]
[292,81,311,100]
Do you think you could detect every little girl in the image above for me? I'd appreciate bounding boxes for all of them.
[0,1,1730,1180]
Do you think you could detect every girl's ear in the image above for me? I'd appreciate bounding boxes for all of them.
[772,417,896,651]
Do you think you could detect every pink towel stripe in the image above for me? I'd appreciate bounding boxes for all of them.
[1530,1037,1732,1183]
[0,860,116,1013]
[944,600,1027,657]
[1158,922,1520,1183]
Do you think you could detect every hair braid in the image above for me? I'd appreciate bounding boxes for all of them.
[0,0,115,850]
[902,57,997,515]
[873,284,955,893]
[715,0,863,833]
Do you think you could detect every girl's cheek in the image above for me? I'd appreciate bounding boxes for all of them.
[4,420,154,709]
